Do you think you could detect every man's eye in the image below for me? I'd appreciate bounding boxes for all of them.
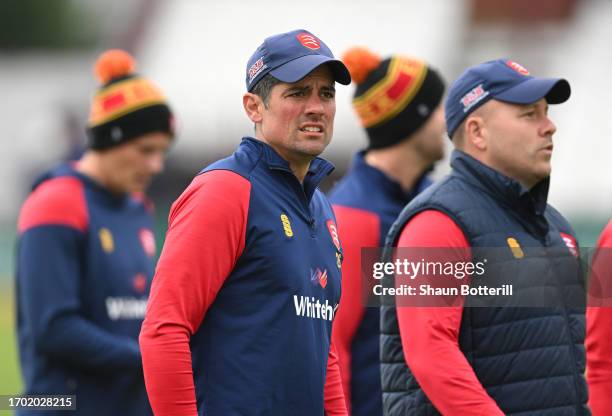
[289,90,305,97]
[322,91,335,99]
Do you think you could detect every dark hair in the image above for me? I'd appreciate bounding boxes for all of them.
[251,73,281,107]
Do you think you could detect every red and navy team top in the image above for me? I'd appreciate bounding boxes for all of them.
[140,137,347,416]
[328,151,432,416]
[16,163,156,416]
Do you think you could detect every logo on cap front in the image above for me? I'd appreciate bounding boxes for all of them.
[296,33,320,50]
[506,60,530,75]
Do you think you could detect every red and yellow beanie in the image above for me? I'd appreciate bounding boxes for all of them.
[343,47,445,149]
[86,49,174,150]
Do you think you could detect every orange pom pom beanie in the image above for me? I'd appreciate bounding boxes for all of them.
[343,46,445,149]
[86,49,174,150]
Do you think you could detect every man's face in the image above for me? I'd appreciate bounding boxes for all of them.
[102,132,172,194]
[258,65,336,165]
[482,98,556,188]
[412,103,446,164]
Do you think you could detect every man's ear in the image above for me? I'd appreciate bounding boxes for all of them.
[243,93,264,123]
[465,115,487,151]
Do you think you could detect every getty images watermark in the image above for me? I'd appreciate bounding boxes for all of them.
[360,246,611,308]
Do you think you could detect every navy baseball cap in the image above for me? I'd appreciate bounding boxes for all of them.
[445,59,571,138]
[246,29,351,91]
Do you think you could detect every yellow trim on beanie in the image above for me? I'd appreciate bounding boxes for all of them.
[352,57,427,128]
[88,77,166,127]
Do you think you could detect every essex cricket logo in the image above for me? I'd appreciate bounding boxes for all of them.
[296,33,321,50]
[506,60,530,75]
[327,220,340,250]
[139,228,156,257]
[560,232,579,258]
[326,220,342,269]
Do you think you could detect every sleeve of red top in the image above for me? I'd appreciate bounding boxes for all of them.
[139,170,251,416]
[324,339,348,416]
[330,205,380,412]
[587,220,612,416]
[396,210,504,416]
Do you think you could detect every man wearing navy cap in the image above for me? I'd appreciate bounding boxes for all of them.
[140,29,350,416]
[380,59,589,415]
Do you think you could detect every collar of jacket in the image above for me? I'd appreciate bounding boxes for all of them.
[351,150,431,204]
[450,150,550,217]
[242,136,334,196]
[34,162,131,206]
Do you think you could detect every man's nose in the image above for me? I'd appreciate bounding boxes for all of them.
[148,153,165,175]
[305,94,325,115]
[540,115,557,137]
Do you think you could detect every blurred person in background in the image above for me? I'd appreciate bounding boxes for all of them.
[328,46,446,416]
[381,59,588,415]
[587,220,612,415]
[139,29,351,416]
[15,49,174,416]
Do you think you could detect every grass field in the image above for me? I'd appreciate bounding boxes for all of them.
[0,281,21,416]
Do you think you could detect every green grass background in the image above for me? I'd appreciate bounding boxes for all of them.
[0,281,20,416]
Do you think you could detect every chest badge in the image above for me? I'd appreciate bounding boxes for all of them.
[507,237,524,259]
[139,228,156,257]
[99,227,114,253]
[560,232,579,258]
[326,220,341,251]
[280,213,294,238]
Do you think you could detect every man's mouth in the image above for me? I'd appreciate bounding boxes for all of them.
[300,124,324,133]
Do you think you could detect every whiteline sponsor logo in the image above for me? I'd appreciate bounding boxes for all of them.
[106,297,147,320]
[293,295,338,321]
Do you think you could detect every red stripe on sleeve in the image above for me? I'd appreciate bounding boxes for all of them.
[331,205,380,413]
[139,170,251,416]
[587,220,612,416]
[325,340,348,416]
[18,177,88,234]
[396,210,504,416]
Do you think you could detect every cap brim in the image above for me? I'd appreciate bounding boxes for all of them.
[495,77,571,105]
[270,54,351,85]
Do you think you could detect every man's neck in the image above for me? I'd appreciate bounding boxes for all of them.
[255,135,312,183]
[75,151,119,192]
[364,146,430,192]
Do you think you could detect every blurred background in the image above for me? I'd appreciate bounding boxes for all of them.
[1,0,611,404]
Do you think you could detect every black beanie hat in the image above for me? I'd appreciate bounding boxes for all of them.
[343,47,445,149]
[86,49,174,150]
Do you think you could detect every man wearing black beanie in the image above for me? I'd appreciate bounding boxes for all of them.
[15,49,174,416]
[328,46,446,416]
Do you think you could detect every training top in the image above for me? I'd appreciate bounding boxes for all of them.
[328,151,431,416]
[586,220,612,416]
[140,137,346,416]
[16,163,155,416]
